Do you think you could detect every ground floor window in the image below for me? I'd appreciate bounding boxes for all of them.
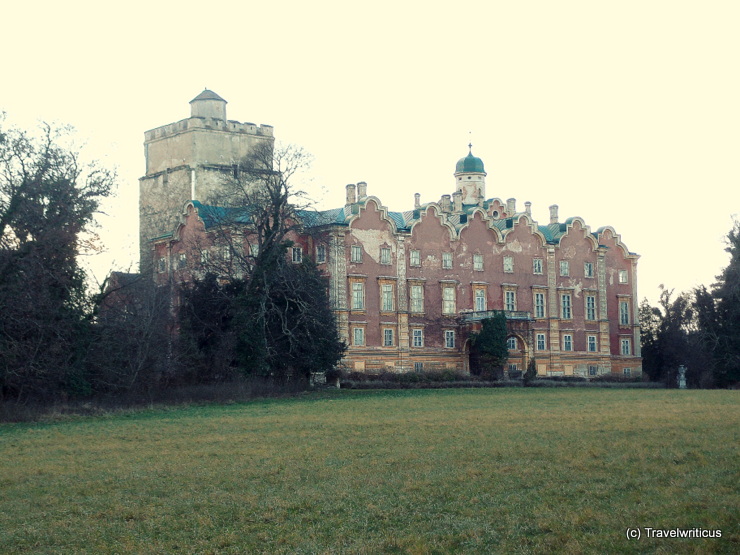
[588,335,597,352]
[536,333,546,351]
[444,330,455,348]
[623,368,631,377]
[414,362,424,373]
[621,338,631,355]
[563,334,573,351]
[353,327,365,346]
[383,328,394,347]
[588,365,598,376]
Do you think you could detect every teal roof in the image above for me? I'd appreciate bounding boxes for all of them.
[455,146,485,173]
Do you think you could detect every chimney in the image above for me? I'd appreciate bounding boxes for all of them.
[525,201,532,216]
[452,191,463,213]
[346,184,356,205]
[550,204,559,224]
[414,193,420,208]
[506,198,516,215]
[357,181,367,200]
[441,194,451,213]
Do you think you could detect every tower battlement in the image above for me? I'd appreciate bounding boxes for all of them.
[145,117,274,142]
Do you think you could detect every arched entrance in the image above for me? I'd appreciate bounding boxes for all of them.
[506,333,528,378]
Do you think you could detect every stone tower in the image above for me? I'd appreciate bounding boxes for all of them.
[453,145,486,204]
[138,89,274,271]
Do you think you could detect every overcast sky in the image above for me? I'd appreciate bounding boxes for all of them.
[3,1,738,304]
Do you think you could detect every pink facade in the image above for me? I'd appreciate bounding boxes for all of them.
[150,151,642,378]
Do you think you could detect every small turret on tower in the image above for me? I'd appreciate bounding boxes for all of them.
[190,89,227,120]
[454,144,487,204]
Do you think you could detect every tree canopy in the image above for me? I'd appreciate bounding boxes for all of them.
[0,116,115,400]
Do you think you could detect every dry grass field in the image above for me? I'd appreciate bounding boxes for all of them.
[0,388,737,553]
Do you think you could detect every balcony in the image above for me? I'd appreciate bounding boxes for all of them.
[460,310,533,322]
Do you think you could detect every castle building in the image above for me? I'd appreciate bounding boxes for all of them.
[144,91,642,378]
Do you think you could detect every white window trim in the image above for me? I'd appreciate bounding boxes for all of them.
[444,330,456,348]
[536,333,546,351]
[412,328,424,348]
[383,328,394,347]
[560,260,570,277]
[533,258,543,275]
[503,256,514,273]
[353,327,365,346]
[563,334,573,351]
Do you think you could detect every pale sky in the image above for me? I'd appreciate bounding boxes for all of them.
[3,1,738,304]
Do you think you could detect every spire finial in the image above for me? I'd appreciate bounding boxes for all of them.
[468,130,473,154]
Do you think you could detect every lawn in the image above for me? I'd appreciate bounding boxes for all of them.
[0,388,737,553]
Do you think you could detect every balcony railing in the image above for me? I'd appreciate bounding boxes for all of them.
[460,309,533,322]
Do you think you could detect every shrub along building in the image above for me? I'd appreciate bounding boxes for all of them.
[143,91,642,378]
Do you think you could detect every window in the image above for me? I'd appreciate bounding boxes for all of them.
[619,301,630,325]
[409,284,424,313]
[316,245,326,264]
[533,258,543,275]
[223,245,232,262]
[200,250,210,265]
[414,362,424,373]
[505,290,516,311]
[383,328,394,347]
[621,338,631,355]
[561,293,572,319]
[380,247,391,265]
[623,368,632,377]
[619,270,628,284]
[503,256,514,273]
[412,328,424,348]
[588,365,598,376]
[157,257,167,273]
[586,295,596,321]
[291,246,302,263]
[381,283,394,312]
[473,254,484,271]
[507,337,517,350]
[536,333,546,351]
[351,245,362,263]
[353,327,365,346]
[560,261,570,276]
[442,286,456,315]
[474,288,486,311]
[178,253,187,269]
[442,252,453,269]
[249,243,259,258]
[351,282,365,310]
[563,334,573,351]
[410,249,420,267]
[588,335,597,352]
[584,262,594,278]
[534,292,545,319]
[444,330,455,348]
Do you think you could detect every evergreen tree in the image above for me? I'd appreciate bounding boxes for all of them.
[470,312,509,378]
[0,117,114,400]
[701,221,740,387]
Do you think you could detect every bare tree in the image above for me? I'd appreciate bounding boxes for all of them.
[180,142,344,382]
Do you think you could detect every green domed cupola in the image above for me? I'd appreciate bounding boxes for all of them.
[455,144,485,173]
[453,143,487,204]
